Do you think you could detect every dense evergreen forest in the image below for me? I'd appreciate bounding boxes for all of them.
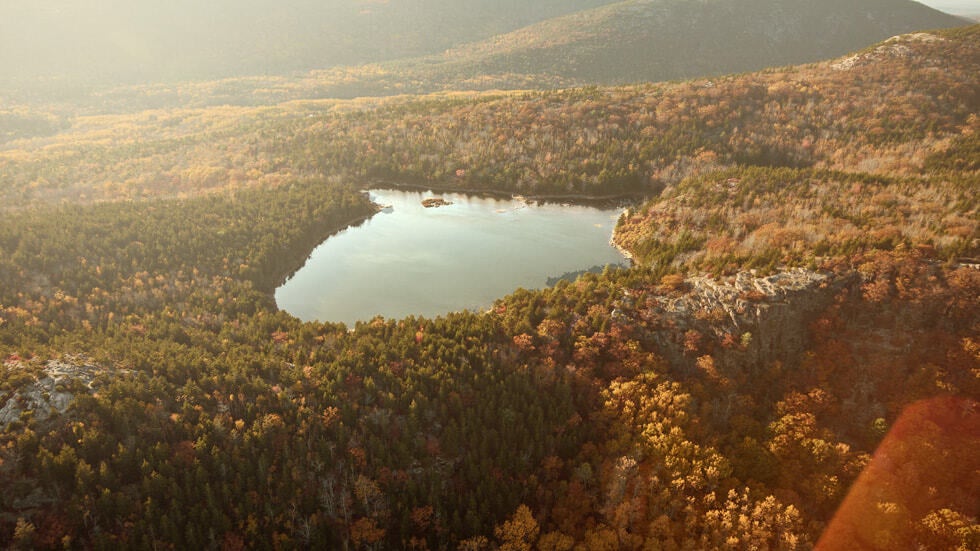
[0,27,977,550]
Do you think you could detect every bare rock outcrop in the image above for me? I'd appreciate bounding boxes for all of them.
[636,268,855,378]
[0,355,126,429]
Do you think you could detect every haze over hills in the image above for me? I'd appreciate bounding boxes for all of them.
[1,0,971,109]
[921,0,980,17]
[389,0,971,89]
[7,0,966,112]
[0,0,617,92]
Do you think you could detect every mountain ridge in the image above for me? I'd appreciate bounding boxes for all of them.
[0,0,619,91]
[396,0,971,88]
[34,0,969,112]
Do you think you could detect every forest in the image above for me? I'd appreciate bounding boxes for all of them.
[1,0,965,111]
[0,26,977,550]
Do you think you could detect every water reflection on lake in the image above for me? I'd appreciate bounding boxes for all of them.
[275,189,629,325]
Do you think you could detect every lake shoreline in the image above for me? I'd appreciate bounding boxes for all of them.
[363,178,648,208]
[265,204,381,295]
[277,188,632,325]
[610,234,635,265]
[362,184,639,265]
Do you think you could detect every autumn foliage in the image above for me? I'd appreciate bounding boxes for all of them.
[0,25,977,550]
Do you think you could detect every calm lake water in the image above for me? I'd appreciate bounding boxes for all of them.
[275,189,629,325]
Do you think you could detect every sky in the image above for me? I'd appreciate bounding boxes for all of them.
[918,1,980,15]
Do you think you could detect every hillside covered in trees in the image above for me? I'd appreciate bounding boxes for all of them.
[0,25,977,550]
[362,0,970,96]
[0,0,617,92]
[1,0,968,111]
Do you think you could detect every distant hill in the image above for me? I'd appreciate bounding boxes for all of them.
[0,0,616,92]
[3,0,969,112]
[67,0,971,112]
[397,0,970,87]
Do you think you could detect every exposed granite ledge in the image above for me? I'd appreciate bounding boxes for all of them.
[0,355,128,429]
[636,268,857,378]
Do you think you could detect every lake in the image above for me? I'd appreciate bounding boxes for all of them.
[275,189,629,325]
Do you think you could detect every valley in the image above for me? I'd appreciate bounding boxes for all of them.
[0,4,976,549]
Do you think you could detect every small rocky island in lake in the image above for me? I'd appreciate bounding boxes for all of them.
[421,197,453,208]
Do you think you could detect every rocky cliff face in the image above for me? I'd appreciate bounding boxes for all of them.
[0,356,125,430]
[634,268,856,378]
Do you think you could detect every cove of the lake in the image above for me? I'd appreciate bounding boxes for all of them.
[275,189,629,326]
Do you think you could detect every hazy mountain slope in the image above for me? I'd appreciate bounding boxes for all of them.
[406,0,970,85]
[73,0,971,112]
[0,0,616,91]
